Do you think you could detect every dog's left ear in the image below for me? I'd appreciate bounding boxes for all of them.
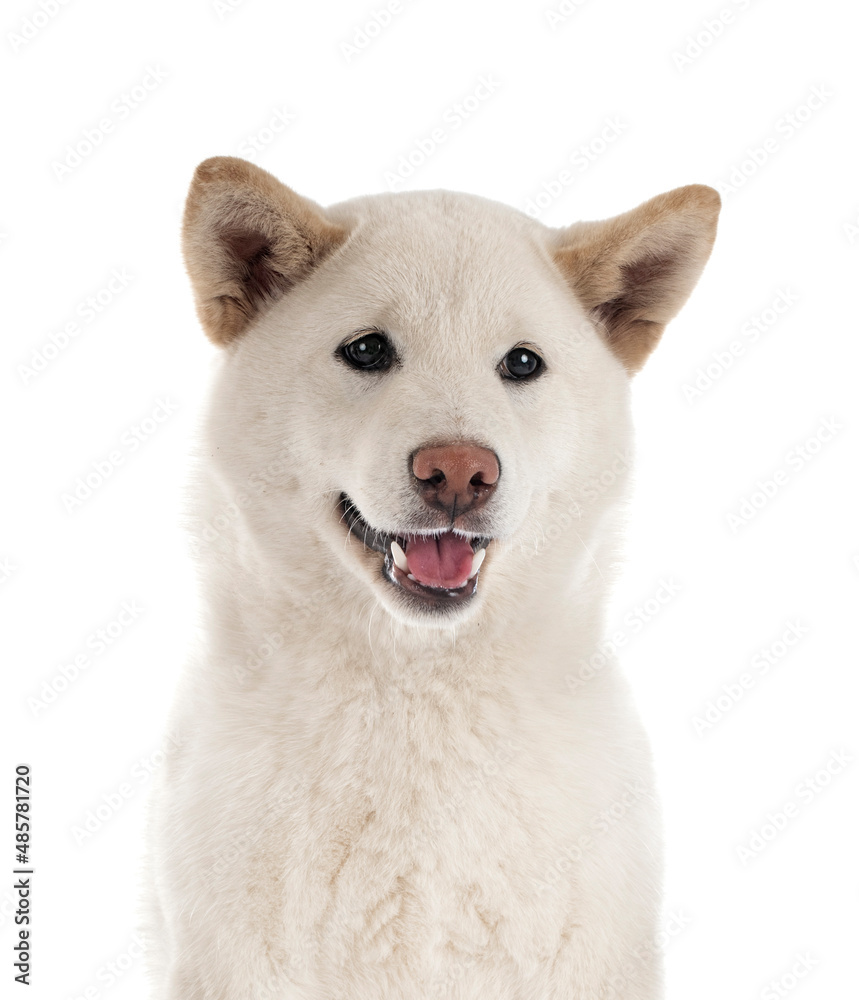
[182,156,348,346]
[552,185,720,373]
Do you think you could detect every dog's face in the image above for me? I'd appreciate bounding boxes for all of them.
[184,158,718,629]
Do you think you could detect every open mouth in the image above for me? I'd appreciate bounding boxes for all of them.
[338,493,491,609]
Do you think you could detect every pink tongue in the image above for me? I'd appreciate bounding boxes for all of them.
[405,533,474,589]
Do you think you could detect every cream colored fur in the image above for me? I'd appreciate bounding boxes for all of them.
[142,157,719,999]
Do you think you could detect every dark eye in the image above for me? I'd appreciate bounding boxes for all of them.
[339,331,394,372]
[500,345,543,380]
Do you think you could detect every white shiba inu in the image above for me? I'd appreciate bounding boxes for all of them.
[143,156,719,999]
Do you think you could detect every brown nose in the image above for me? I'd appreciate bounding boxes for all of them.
[411,443,500,519]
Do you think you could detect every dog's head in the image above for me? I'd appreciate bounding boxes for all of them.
[183,157,718,630]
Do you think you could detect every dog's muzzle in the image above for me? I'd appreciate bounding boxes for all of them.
[339,493,492,609]
[338,440,499,610]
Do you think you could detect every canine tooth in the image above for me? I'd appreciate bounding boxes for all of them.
[468,547,486,579]
[391,540,409,572]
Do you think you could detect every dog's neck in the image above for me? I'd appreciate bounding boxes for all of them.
[191,493,622,701]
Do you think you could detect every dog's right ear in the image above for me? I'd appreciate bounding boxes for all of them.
[551,185,720,373]
[182,157,347,346]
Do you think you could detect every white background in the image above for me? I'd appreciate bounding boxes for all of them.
[2,0,857,997]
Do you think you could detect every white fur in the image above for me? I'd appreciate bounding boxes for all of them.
[142,187,684,999]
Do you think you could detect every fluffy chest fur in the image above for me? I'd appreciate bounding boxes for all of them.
[155,629,658,999]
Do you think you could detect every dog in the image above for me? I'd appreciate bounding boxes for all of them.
[142,156,719,999]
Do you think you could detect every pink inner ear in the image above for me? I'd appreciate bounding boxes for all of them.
[619,251,681,305]
[220,228,283,306]
[593,251,681,330]
[222,228,269,262]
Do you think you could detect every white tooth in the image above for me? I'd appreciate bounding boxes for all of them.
[390,540,409,572]
[468,547,486,579]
